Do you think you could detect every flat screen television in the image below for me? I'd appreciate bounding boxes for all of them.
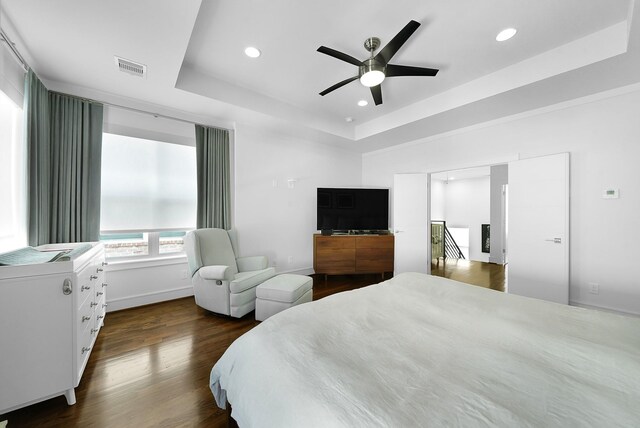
[316,188,389,232]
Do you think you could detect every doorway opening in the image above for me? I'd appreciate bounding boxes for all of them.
[429,165,508,291]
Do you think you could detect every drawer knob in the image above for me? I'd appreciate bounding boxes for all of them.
[81,285,91,291]
[82,347,91,354]
[102,261,108,267]
[90,302,98,307]
[102,303,108,308]
[96,291,103,296]
[90,275,98,280]
[97,315,104,320]
[91,328,99,334]
[82,316,91,322]
[97,268,104,272]
[62,278,72,295]
[102,283,108,288]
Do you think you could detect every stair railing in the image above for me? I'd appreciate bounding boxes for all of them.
[431,220,465,260]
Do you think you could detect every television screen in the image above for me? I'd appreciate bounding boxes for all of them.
[316,188,389,231]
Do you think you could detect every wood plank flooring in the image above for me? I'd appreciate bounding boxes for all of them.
[431,259,506,292]
[0,274,385,428]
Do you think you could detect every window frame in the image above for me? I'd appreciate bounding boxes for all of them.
[100,229,191,261]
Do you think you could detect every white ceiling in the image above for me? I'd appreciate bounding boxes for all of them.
[2,0,639,152]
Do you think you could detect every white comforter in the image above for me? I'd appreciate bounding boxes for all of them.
[210,272,640,427]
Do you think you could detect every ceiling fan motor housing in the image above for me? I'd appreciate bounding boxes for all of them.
[359,58,386,79]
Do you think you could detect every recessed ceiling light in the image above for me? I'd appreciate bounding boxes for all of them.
[496,28,517,42]
[244,47,261,58]
[345,117,354,122]
[357,100,368,107]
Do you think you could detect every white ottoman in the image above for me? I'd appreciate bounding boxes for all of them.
[255,274,313,321]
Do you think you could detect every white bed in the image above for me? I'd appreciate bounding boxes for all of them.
[210,272,640,427]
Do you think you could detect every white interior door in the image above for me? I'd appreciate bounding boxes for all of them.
[393,173,429,274]
[508,153,569,304]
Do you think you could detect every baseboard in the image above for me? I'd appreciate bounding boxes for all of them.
[106,269,314,312]
[277,267,314,276]
[569,301,640,318]
[106,285,194,312]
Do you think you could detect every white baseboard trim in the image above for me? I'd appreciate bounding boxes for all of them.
[107,285,194,312]
[569,301,640,318]
[106,268,315,313]
[277,267,314,276]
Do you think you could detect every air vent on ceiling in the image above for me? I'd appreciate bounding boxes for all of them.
[114,56,147,78]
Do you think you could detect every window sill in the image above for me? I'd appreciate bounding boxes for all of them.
[106,254,188,272]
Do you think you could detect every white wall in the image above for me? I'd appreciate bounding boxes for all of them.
[444,177,491,262]
[489,164,508,264]
[233,124,362,273]
[105,257,192,312]
[430,179,445,221]
[362,87,640,316]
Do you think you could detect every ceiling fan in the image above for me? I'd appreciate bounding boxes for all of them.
[317,20,439,106]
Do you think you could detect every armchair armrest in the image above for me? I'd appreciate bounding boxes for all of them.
[236,256,268,272]
[199,265,230,280]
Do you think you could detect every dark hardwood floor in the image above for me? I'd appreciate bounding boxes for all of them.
[431,258,506,292]
[1,274,387,428]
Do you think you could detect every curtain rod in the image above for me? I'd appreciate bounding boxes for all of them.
[0,27,29,72]
[49,91,232,131]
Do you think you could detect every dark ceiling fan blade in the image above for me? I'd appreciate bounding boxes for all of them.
[317,46,362,66]
[370,85,382,105]
[375,20,421,64]
[319,76,359,96]
[386,64,439,77]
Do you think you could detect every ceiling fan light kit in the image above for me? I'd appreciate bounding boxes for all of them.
[360,64,385,87]
[317,20,439,106]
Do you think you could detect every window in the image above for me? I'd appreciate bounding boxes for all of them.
[99,232,149,258]
[159,231,187,254]
[100,133,196,259]
[0,90,26,253]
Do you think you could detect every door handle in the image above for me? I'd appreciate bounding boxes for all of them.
[394,229,404,234]
[544,238,562,244]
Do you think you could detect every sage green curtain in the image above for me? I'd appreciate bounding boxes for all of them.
[195,125,230,229]
[25,69,104,245]
[48,92,103,243]
[26,70,51,246]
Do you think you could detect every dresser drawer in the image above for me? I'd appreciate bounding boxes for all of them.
[77,297,94,334]
[315,236,355,249]
[356,235,394,249]
[76,264,95,307]
[76,319,95,383]
[356,248,394,272]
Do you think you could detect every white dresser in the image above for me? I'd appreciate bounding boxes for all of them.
[0,242,107,414]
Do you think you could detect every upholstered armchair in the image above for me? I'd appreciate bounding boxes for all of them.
[184,228,275,318]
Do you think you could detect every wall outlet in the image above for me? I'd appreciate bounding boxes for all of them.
[288,256,293,264]
[181,269,189,279]
[589,282,599,294]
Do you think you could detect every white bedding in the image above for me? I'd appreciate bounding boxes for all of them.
[210,272,640,427]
